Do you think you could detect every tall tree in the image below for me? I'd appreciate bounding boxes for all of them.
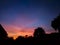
[0,24,8,38]
[51,14,60,33]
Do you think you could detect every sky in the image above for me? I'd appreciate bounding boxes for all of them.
[0,0,60,39]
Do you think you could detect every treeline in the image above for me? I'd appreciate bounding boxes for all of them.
[0,14,60,45]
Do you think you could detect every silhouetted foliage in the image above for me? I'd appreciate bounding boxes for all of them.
[51,14,60,33]
[33,27,45,38]
[0,24,8,38]
[0,18,60,45]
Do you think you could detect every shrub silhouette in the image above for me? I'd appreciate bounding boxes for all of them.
[33,27,45,38]
[51,14,60,33]
[0,24,8,38]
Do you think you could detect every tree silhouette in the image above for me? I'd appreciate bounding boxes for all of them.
[51,14,60,33]
[33,27,45,38]
[0,24,8,38]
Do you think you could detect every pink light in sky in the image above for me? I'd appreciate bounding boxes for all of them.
[11,15,38,27]
[1,15,38,39]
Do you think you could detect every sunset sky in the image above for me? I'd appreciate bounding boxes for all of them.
[0,0,60,39]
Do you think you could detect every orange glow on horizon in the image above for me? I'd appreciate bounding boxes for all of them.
[2,24,34,39]
[8,31,33,39]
